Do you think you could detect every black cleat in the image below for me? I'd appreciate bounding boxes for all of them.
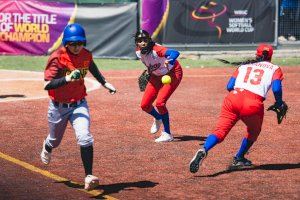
[228,156,253,170]
[189,149,207,173]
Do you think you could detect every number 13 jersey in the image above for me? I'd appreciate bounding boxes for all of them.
[232,61,283,98]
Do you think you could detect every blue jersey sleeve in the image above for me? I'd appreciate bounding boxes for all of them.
[227,77,236,91]
[165,49,180,65]
[272,79,283,105]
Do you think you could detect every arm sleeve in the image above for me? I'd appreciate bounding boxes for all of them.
[165,49,180,65]
[226,77,236,91]
[272,79,283,104]
[226,68,239,91]
[44,77,67,90]
[89,60,106,85]
[272,68,284,104]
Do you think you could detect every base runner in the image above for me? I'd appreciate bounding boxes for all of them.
[40,23,116,190]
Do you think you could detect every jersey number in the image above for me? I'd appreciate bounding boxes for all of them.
[243,67,264,85]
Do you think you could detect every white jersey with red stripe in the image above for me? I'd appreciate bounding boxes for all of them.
[136,44,174,76]
[233,61,283,98]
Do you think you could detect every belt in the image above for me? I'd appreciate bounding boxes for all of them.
[53,98,85,108]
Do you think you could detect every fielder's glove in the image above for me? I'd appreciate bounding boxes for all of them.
[103,82,116,94]
[66,69,81,82]
[267,101,288,124]
[138,70,150,92]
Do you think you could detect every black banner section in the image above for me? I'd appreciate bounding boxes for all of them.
[162,0,276,46]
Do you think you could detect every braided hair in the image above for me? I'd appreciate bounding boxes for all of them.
[217,48,272,66]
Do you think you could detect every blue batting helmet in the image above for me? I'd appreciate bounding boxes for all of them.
[62,23,86,46]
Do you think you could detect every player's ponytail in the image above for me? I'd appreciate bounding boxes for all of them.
[217,44,273,67]
[216,58,259,66]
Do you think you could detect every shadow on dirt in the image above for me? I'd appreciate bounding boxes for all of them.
[56,180,158,199]
[197,163,300,177]
[174,135,207,142]
[0,94,25,98]
[95,181,159,198]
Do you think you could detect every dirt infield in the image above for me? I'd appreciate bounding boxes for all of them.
[0,67,299,200]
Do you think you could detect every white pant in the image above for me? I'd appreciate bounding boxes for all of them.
[45,99,94,148]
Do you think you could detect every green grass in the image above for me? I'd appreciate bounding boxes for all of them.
[0,55,299,71]
[180,57,300,68]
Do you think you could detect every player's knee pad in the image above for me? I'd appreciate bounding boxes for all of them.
[77,133,94,147]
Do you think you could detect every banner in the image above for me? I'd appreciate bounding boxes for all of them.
[0,1,137,58]
[0,0,74,55]
[160,0,276,45]
[141,0,169,39]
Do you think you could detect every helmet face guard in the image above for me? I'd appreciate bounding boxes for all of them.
[62,23,86,46]
[135,30,154,55]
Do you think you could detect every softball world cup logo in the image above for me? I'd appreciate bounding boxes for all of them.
[191,1,227,39]
[144,0,275,44]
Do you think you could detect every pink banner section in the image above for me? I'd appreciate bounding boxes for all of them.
[0,0,75,55]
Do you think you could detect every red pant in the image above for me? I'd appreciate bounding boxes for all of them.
[141,63,183,114]
[214,89,264,142]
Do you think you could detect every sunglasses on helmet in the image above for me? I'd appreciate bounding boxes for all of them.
[68,41,84,46]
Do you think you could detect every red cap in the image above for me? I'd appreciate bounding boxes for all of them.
[256,44,273,60]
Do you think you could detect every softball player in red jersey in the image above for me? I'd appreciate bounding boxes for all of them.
[190,44,286,173]
[40,23,116,190]
[135,30,183,142]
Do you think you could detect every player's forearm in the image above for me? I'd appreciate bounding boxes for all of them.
[226,77,236,91]
[89,61,106,85]
[44,77,67,90]
[272,79,283,104]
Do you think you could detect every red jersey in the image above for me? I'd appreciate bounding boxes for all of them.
[44,47,92,103]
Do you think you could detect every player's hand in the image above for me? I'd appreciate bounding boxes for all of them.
[164,59,170,66]
[267,101,288,124]
[164,60,171,71]
[103,82,116,94]
[66,69,81,82]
